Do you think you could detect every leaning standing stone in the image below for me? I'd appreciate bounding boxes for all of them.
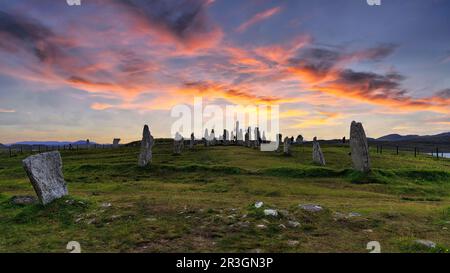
[312,137,326,166]
[350,121,371,173]
[22,151,68,205]
[138,125,154,167]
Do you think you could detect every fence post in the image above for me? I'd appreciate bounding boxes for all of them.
[376,145,379,154]
[9,147,12,157]
[396,146,399,155]
[380,145,383,154]
[436,147,439,159]
[414,147,417,157]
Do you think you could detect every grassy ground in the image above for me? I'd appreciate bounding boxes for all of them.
[0,142,449,253]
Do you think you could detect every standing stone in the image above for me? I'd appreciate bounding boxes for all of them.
[190,133,195,149]
[276,134,283,152]
[138,125,154,167]
[342,136,346,144]
[283,137,292,155]
[112,138,121,148]
[210,129,216,146]
[350,121,371,173]
[254,127,260,147]
[22,151,68,205]
[312,137,326,166]
[296,135,303,145]
[245,127,252,147]
[262,131,267,142]
[174,132,184,155]
[238,129,244,145]
[230,131,235,144]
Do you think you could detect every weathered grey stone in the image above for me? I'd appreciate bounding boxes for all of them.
[22,151,68,205]
[11,195,38,205]
[287,221,301,228]
[299,204,323,212]
[312,137,326,166]
[350,121,371,173]
[415,240,436,248]
[254,201,264,208]
[245,129,250,147]
[276,134,283,152]
[296,135,303,144]
[264,209,278,217]
[112,138,121,148]
[190,133,195,149]
[174,132,184,155]
[138,125,154,167]
[283,137,291,155]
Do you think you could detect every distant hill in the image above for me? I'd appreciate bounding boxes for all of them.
[376,132,450,143]
[0,143,6,149]
[10,140,97,146]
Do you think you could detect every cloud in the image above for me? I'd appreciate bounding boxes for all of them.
[435,88,450,99]
[0,108,16,113]
[286,45,450,113]
[109,0,223,51]
[236,6,282,33]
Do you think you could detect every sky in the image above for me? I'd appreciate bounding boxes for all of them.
[0,0,449,144]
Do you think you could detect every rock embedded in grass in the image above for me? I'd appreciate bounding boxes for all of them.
[254,201,264,208]
[300,204,323,212]
[264,209,278,217]
[415,239,436,248]
[22,151,68,205]
[11,195,38,205]
[350,121,371,173]
[287,221,301,228]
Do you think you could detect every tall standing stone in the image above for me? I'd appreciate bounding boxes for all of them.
[210,129,216,146]
[22,151,68,205]
[350,121,371,173]
[190,133,195,149]
[138,125,154,167]
[283,137,292,155]
[276,134,283,152]
[312,137,326,166]
[296,135,303,145]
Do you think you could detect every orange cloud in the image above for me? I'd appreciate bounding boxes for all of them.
[236,7,282,33]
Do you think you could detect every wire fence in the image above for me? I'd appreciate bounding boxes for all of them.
[1,140,449,159]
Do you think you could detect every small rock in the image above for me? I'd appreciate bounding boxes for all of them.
[256,224,267,229]
[101,202,112,208]
[255,201,264,208]
[442,227,448,230]
[146,217,157,221]
[279,224,287,229]
[415,240,436,248]
[87,218,97,225]
[287,240,299,247]
[75,217,83,223]
[287,221,301,228]
[363,229,373,233]
[11,196,38,205]
[264,209,278,217]
[348,212,362,218]
[300,204,323,212]
[236,221,250,228]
